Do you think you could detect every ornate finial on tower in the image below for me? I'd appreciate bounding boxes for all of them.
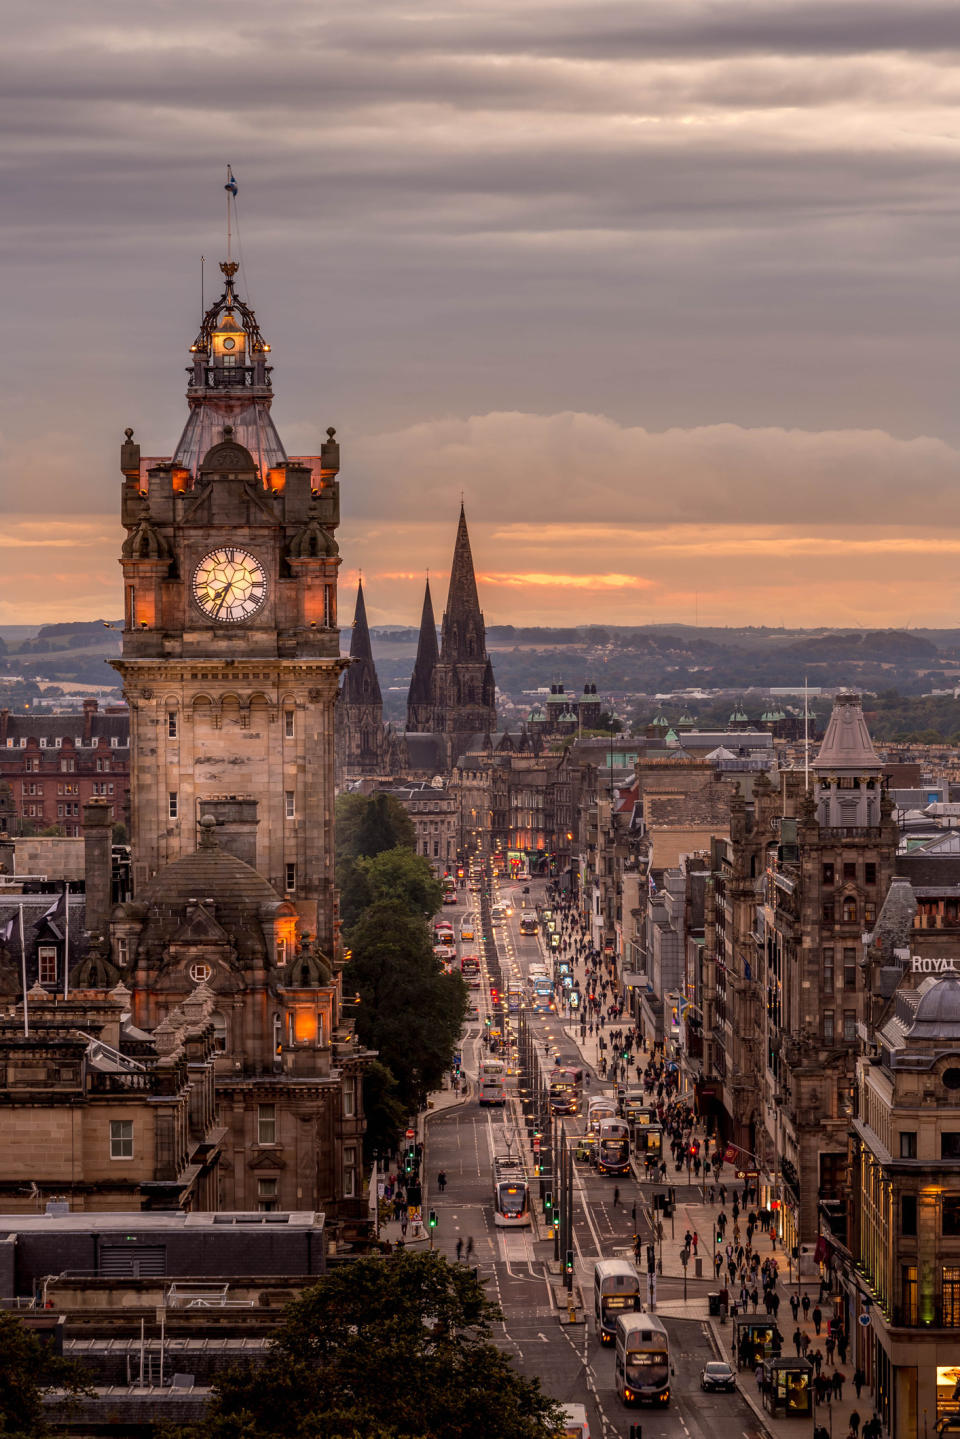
[320,426,340,478]
[220,261,239,279]
[197,814,218,850]
[120,427,141,479]
[222,424,234,441]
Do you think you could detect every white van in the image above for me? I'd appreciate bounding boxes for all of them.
[559,1403,590,1439]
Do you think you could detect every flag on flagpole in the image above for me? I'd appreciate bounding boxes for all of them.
[225,166,238,196]
[0,915,12,945]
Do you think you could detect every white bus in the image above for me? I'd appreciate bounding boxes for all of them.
[615,1312,671,1408]
[594,1259,642,1346]
[493,1155,531,1227]
[519,910,538,935]
[559,1404,590,1439]
[479,1058,506,1106]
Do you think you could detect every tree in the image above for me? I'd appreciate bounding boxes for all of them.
[336,793,415,874]
[361,1058,407,1165]
[188,1253,562,1439]
[346,900,465,1112]
[341,846,442,930]
[0,1311,91,1436]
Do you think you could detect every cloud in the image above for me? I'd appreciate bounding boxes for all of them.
[349,411,960,527]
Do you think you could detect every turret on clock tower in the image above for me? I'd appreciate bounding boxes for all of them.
[113,262,346,952]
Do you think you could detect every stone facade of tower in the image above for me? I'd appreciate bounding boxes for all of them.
[112,262,346,953]
[405,506,497,769]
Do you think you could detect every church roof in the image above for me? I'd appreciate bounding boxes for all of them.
[813,691,880,771]
[343,579,382,706]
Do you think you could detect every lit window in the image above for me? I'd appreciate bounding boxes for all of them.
[110,1120,133,1159]
[257,1104,277,1146]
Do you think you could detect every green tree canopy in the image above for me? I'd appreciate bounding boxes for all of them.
[341,846,442,930]
[336,793,415,873]
[346,899,465,1112]
[360,1057,407,1165]
[0,1311,91,1436]
[188,1253,562,1439]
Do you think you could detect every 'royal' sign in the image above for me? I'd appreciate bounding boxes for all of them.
[911,956,959,974]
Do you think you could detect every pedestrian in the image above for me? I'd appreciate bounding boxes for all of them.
[812,1303,823,1335]
[812,1347,823,1376]
[790,1294,800,1321]
[833,1369,844,1400]
[456,1237,463,1262]
[437,1170,447,1194]
[751,1286,759,1313]
[849,1409,861,1437]
[613,1186,620,1208]
[631,1201,637,1230]
[853,1367,865,1400]
[466,1236,475,1260]
[825,1334,835,1363]
[837,1332,848,1365]
[400,1213,408,1237]
[793,1327,803,1357]
[692,1230,699,1255]
[755,1362,764,1394]
[801,1293,811,1320]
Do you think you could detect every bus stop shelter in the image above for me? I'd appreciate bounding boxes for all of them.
[732,1316,784,1370]
[760,1357,813,1419]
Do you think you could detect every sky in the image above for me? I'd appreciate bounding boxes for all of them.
[5,0,960,629]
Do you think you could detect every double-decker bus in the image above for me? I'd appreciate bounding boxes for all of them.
[442,876,457,905]
[596,1118,631,1176]
[615,1313,670,1407]
[493,1155,531,1227]
[519,910,538,936]
[459,954,481,988]
[434,919,454,945]
[529,967,555,1013]
[594,1260,642,1346]
[506,981,524,1013]
[479,1058,506,1106]
[549,1066,583,1114]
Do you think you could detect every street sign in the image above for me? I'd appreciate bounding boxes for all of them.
[858,1313,871,1327]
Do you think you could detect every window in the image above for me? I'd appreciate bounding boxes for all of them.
[944,1268,960,1327]
[844,949,857,989]
[257,1177,278,1213]
[433,841,440,858]
[285,863,296,892]
[900,1131,918,1159]
[38,946,57,985]
[843,861,857,882]
[902,1264,917,1325]
[257,1105,277,1146]
[110,1120,133,1159]
[943,1198,960,1236]
[864,902,876,925]
[116,937,128,968]
[822,947,834,989]
[823,1012,834,1043]
[842,897,857,924]
[865,863,877,885]
[167,712,178,739]
[343,1083,355,1117]
[285,791,295,819]
[189,961,212,983]
[284,711,294,739]
[168,791,178,820]
[902,1194,918,1236]
[343,1144,357,1197]
[843,1009,856,1041]
[822,902,835,924]
[943,1133,960,1161]
[822,862,834,885]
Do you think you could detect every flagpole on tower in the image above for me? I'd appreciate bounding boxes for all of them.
[225,164,234,263]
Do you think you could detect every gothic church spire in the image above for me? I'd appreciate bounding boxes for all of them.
[406,579,438,731]
[441,503,484,662]
[343,578,381,706]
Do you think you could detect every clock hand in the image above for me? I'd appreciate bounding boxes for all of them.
[211,582,232,616]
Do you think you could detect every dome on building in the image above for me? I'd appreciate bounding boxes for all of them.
[909,973,960,1040]
[813,692,880,771]
[140,818,283,912]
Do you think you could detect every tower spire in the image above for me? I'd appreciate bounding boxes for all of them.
[343,578,381,705]
[441,503,483,661]
[406,579,439,731]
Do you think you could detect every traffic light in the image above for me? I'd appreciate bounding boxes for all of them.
[646,1244,655,1273]
[428,1209,438,1229]
[564,1249,574,1276]
[716,1227,723,1246]
[405,1146,416,1175]
[544,1190,553,1217]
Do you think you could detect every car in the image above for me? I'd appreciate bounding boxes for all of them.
[700,1361,736,1393]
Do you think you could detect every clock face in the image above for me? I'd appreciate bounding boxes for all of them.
[193,547,267,623]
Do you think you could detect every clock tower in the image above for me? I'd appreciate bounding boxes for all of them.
[113,261,345,951]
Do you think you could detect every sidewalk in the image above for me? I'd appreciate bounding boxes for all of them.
[376,1073,470,1248]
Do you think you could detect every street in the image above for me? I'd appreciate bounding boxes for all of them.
[423,875,770,1439]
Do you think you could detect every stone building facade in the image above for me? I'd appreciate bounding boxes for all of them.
[0,701,129,837]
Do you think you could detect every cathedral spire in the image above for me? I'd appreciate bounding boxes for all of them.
[343,578,382,706]
[406,579,439,731]
[441,503,484,662]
